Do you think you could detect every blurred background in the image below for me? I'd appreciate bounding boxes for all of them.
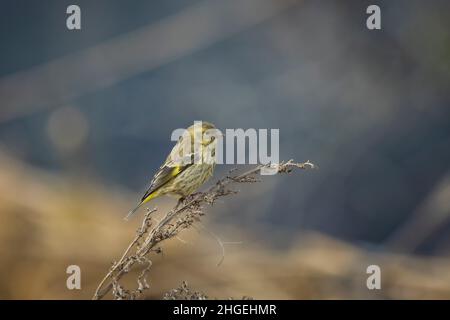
[1,0,450,299]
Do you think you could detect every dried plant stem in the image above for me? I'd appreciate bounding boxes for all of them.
[93,160,315,300]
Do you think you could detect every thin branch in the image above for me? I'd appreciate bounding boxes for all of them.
[92,160,316,300]
[195,222,242,267]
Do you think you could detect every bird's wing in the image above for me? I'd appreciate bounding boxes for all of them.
[141,154,193,201]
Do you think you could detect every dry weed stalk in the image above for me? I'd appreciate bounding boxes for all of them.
[162,281,254,300]
[163,281,209,300]
[93,160,315,300]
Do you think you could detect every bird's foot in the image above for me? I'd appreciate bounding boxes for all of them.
[175,192,204,210]
[186,192,204,202]
[175,197,185,210]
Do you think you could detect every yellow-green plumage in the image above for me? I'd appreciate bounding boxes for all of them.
[125,122,217,220]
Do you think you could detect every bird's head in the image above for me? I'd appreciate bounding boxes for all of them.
[186,121,221,146]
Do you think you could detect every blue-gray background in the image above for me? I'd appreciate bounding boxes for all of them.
[1,0,450,255]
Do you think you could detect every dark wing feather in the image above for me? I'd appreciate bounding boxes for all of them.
[141,159,191,201]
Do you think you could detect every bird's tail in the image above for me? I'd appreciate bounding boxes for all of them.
[124,202,144,221]
[124,192,157,221]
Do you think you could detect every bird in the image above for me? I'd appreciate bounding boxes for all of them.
[124,121,219,220]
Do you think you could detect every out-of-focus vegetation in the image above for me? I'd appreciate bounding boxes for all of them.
[1,0,450,299]
[2,150,450,299]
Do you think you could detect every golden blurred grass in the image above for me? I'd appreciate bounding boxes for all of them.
[1,150,450,299]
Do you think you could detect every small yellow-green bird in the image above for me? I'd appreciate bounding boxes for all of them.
[125,122,218,220]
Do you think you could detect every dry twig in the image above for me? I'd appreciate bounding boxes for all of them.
[92,160,316,300]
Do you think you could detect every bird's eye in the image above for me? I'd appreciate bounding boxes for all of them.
[211,136,216,141]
